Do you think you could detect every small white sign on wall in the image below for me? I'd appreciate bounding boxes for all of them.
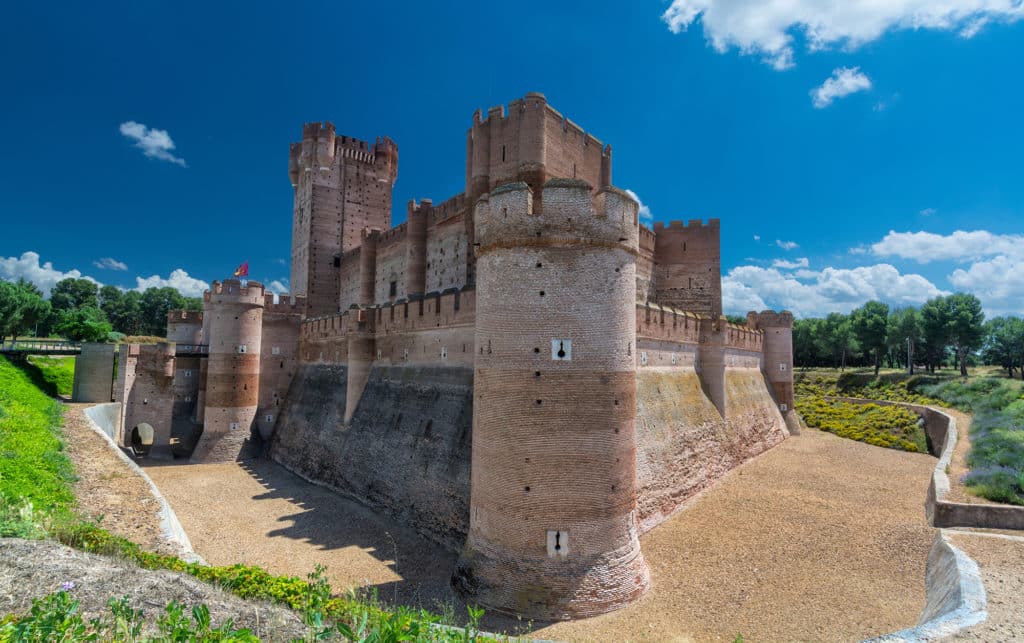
[440,346,448,360]
[779,363,787,372]
[780,403,788,412]
[237,345,247,354]
[671,354,677,365]
[229,422,239,431]
[640,351,648,366]
[272,346,280,355]
[265,414,273,423]
[551,339,572,361]
[546,529,569,559]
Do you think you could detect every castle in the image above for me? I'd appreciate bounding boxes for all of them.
[73,93,796,620]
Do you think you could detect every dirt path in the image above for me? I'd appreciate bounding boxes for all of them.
[146,428,938,641]
[61,403,172,555]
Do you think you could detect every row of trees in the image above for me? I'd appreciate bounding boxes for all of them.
[0,277,202,343]
[793,293,1022,378]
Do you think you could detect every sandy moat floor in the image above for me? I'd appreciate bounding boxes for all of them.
[145,428,942,642]
[48,401,1024,642]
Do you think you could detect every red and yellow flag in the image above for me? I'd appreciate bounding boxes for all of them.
[233,261,249,278]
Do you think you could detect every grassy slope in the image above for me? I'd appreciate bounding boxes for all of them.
[796,368,1024,506]
[25,355,75,398]
[0,356,75,537]
[0,355,496,641]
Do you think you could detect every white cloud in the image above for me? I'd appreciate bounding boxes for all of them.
[267,279,290,294]
[661,1,1024,68]
[0,251,100,296]
[722,263,948,317]
[753,235,761,242]
[119,121,187,167]
[776,239,799,250]
[624,189,655,226]
[949,255,1024,315]
[135,269,209,297]
[93,257,128,271]
[812,67,872,108]
[871,229,1024,263]
[919,207,938,216]
[771,257,810,270]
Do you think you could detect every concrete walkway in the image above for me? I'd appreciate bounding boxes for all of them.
[146,429,938,641]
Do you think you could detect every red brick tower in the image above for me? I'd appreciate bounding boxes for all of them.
[289,123,398,316]
[454,179,650,619]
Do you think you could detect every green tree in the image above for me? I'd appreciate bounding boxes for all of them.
[0,280,24,343]
[819,312,857,370]
[983,317,1024,379]
[888,307,921,374]
[54,306,112,342]
[920,296,951,373]
[49,278,99,312]
[945,293,986,377]
[851,301,890,375]
[139,287,188,336]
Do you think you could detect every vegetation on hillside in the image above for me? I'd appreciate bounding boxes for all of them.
[795,368,1024,505]
[794,397,926,452]
[921,377,1024,506]
[25,356,75,398]
[0,276,203,343]
[0,355,498,641]
[792,293,1018,379]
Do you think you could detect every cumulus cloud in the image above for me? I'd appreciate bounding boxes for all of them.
[93,257,128,271]
[267,279,290,294]
[119,121,187,167]
[871,229,1024,263]
[624,189,655,226]
[812,67,872,108]
[722,262,948,317]
[776,239,799,250]
[0,251,100,296]
[772,257,810,270]
[949,255,1024,315]
[919,208,938,216]
[661,1,1024,68]
[135,269,208,297]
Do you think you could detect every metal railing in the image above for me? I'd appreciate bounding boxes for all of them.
[0,340,83,355]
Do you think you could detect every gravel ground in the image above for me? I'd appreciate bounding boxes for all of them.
[147,429,938,642]
[62,403,173,555]
[144,459,460,614]
[0,538,306,640]
[948,531,1024,641]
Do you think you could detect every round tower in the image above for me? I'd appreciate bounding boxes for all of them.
[748,310,795,413]
[454,179,650,619]
[194,279,265,463]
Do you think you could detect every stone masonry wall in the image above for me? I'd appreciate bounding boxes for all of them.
[269,364,473,550]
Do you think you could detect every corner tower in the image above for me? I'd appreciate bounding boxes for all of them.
[289,123,398,316]
[194,279,265,463]
[454,179,650,619]
[748,310,795,413]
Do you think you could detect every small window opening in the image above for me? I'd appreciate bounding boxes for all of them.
[501,145,506,162]
[389,281,397,297]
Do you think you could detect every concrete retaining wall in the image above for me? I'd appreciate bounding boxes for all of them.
[869,532,986,642]
[826,397,1024,530]
[82,404,203,564]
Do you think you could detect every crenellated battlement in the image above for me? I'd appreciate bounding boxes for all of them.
[167,309,203,324]
[377,221,407,245]
[747,310,795,329]
[653,218,721,231]
[724,321,764,352]
[262,293,307,315]
[204,279,266,305]
[301,288,476,341]
[474,179,639,252]
[636,302,703,344]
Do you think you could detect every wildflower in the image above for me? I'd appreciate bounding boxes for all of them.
[60,581,75,591]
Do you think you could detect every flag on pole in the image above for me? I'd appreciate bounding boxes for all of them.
[233,261,249,278]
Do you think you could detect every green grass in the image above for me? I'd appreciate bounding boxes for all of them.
[0,356,76,538]
[25,355,75,398]
[921,377,1024,506]
[0,355,500,641]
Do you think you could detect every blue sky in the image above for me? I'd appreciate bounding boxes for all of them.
[1,1,1022,317]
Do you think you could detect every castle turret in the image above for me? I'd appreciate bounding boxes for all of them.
[405,199,430,298]
[359,228,380,307]
[748,311,795,413]
[194,279,265,463]
[454,179,649,619]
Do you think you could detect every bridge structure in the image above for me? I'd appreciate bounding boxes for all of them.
[0,339,82,356]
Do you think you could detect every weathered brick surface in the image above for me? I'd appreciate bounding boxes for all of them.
[269,364,473,550]
[454,181,650,619]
